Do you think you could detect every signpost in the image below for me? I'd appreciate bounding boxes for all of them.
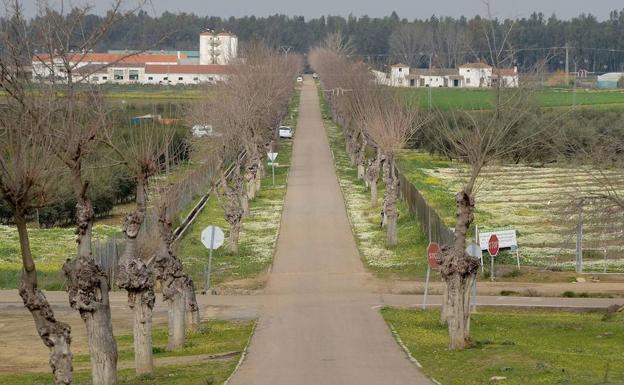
[488,234,499,281]
[267,152,278,187]
[422,242,440,309]
[479,228,521,271]
[466,242,482,313]
[201,225,224,293]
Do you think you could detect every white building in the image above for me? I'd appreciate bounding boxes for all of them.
[199,32,238,65]
[380,62,518,89]
[32,31,238,85]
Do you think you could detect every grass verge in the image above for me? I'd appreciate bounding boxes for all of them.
[0,319,254,385]
[318,87,430,279]
[175,88,300,289]
[382,307,624,385]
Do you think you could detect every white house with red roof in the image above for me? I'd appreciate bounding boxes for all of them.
[32,31,238,85]
[380,61,518,89]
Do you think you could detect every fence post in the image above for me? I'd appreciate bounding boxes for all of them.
[576,202,583,273]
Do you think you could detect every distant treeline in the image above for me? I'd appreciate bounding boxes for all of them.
[22,9,624,71]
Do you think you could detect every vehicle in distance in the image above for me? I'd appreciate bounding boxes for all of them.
[296,76,303,83]
[279,126,293,138]
[192,124,220,138]
[312,73,319,80]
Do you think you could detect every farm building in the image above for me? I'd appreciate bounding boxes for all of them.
[597,72,624,89]
[378,62,519,88]
[31,31,237,85]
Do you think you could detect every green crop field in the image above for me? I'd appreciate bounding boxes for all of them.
[398,151,624,272]
[400,88,624,110]
[383,307,624,385]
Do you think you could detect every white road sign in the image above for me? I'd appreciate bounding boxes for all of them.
[267,152,278,162]
[201,225,224,250]
[465,243,482,258]
[479,229,517,251]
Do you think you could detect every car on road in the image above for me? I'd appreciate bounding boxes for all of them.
[296,76,303,83]
[278,126,293,139]
[312,73,319,80]
[191,124,220,138]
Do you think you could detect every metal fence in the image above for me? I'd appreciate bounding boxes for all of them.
[398,170,454,246]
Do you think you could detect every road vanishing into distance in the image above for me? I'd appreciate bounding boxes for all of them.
[228,76,434,385]
[0,76,622,380]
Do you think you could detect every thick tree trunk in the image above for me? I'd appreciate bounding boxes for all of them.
[63,175,118,385]
[130,291,154,375]
[185,281,201,331]
[437,190,481,350]
[440,285,450,325]
[117,181,156,374]
[167,290,186,350]
[383,155,400,246]
[356,134,367,180]
[228,221,241,255]
[370,182,378,207]
[15,215,73,385]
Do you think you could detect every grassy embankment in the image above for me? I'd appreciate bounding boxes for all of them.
[0,319,255,385]
[383,307,624,385]
[401,88,624,110]
[318,85,431,279]
[175,87,300,290]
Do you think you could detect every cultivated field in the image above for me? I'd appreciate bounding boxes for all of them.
[399,152,624,272]
[401,88,624,110]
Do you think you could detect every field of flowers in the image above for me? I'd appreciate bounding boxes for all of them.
[399,151,624,272]
[0,225,121,289]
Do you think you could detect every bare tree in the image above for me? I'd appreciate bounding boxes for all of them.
[105,119,172,375]
[152,187,201,349]
[389,24,429,67]
[26,2,147,383]
[0,95,74,385]
[362,89,420,245]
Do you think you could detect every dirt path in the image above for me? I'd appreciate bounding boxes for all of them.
[227,76,432,385]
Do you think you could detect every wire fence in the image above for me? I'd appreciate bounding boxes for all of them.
[398,170,454,246]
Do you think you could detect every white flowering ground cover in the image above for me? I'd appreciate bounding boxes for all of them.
[398,151,624,272]
[175,90,300,288]
[320,92,431,279]
[0,225,121,289]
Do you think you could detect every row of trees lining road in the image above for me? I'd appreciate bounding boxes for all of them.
[18,9,624,72]
[310,23,569,349]
[191,44,302,254]
[0,1,298,384]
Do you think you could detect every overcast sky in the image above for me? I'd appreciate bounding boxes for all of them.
[21,0,624,20]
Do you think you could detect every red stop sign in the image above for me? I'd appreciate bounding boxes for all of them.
[427,242,440,269]
[488,234,499,257]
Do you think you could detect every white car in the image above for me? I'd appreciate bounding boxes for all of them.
[278,126,293,138]
[296,76,303,83]
[312,73,319,80]
[191,124,220,138]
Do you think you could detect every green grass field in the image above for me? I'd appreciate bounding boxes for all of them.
[382,307,624,385]
[0,319,255,385]
[400,88,624,110]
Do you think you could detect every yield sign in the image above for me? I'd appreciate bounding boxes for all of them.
[488,234,499,257]
[426,242,440,269]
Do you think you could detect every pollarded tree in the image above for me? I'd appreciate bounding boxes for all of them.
[105,118,172,375]
[25,2,146,383]
[0,97,73,384]
[363,88,421,246]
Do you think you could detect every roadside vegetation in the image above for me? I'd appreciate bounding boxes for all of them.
[176,88,300,290]
[383,307,624,385]
[0,319,255,385]
[319,87,430,278]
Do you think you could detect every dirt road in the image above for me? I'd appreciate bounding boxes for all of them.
[227,76,432,385]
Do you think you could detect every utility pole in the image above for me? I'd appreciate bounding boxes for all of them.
[279,45,293,60]
[565,44,570,86]
[428,53,432,111]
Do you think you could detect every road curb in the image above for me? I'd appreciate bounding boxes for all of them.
[389,322,442,385]
[223,319,258,385]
